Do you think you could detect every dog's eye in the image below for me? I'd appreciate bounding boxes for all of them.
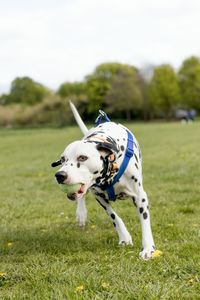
[77,155,88,162]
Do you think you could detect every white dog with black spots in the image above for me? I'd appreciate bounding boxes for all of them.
[52,103,155,260]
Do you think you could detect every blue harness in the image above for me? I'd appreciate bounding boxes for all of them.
[95,111,134,201]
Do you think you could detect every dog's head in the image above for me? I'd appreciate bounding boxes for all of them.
[52,136,119,200]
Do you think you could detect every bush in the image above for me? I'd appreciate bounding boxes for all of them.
[0,96,73,127]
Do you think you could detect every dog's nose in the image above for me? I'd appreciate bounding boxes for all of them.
[55,171,68,184]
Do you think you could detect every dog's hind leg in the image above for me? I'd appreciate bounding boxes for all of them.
[76,197,87,227]
[95,196,133,245]
[133,187,155,259]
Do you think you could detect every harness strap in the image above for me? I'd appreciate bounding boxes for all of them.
[94,110,134,201]
[106,130,134,200]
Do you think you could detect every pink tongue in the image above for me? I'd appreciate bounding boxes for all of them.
[78,185,84,194]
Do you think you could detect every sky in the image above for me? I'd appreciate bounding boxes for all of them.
[1,0,200,93]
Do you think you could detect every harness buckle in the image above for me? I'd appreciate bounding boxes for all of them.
[95,110,111,126]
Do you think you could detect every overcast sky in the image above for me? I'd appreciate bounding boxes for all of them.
[0,0,200,93]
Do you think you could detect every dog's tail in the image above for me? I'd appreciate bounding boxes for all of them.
[69,101,88,135]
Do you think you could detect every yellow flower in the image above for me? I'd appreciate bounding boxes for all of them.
[188,278,194,284]
[0,272,6,277]
[152,250,163,258]
[75,285,84,293]
[90,225,96,229]
[7,242,13,247]
[101,282,110,289]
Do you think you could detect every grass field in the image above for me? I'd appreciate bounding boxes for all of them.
[0,122,200,299]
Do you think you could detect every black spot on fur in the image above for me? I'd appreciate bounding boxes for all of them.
[143,212,148,219]
[113,222,116,227]
[118,154,122,158]
[96,192,109,203]
[95,177,102,184]
[110,213,115,220]
[96,199,107,210]
[139,182,141,186]
[135,163,138,169]
[131,175,137,182]
[132,197,137,207]
[120,145,125,151]
[96,192,106,199]
[93,170,99,174]
[139,207,144,214]
[134,154,139,163]
[142,198,146,202]
[77,163,80,168]
[71,163,73,166]
[147,205,149,210]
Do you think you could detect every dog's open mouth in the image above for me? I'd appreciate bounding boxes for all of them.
[67,183,86,200]
[60,183,86,200]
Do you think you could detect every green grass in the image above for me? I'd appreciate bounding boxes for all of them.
[0,122,200,299]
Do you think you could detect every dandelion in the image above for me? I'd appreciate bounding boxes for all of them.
[188,278,194,284]
[7,242,13,247]
[75,285,84,293]
[152,250,163,258]
[90,225,96,229]
[101,282,110,289]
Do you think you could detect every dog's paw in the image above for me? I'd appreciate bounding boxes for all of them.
[139,247,155,260]
[119,234,133,246]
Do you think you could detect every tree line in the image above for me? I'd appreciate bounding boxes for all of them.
[0,55,200,126]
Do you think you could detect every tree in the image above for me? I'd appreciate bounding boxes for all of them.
[149,64,180,118]
[105,66,142,120]
[86,63,136,114]
[4,77,50,105]
[178,56,200,111]
[57,82,86,98]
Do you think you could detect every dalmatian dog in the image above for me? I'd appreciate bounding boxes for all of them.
[52,102,155,260]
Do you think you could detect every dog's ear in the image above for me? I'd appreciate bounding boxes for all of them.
[51,159,61,167]
[96,136,119,155]
[96,142,118,154]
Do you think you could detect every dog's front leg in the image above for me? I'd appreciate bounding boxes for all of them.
[76,197,87,227]
[96,196,133,245]
[134,188,155,259]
